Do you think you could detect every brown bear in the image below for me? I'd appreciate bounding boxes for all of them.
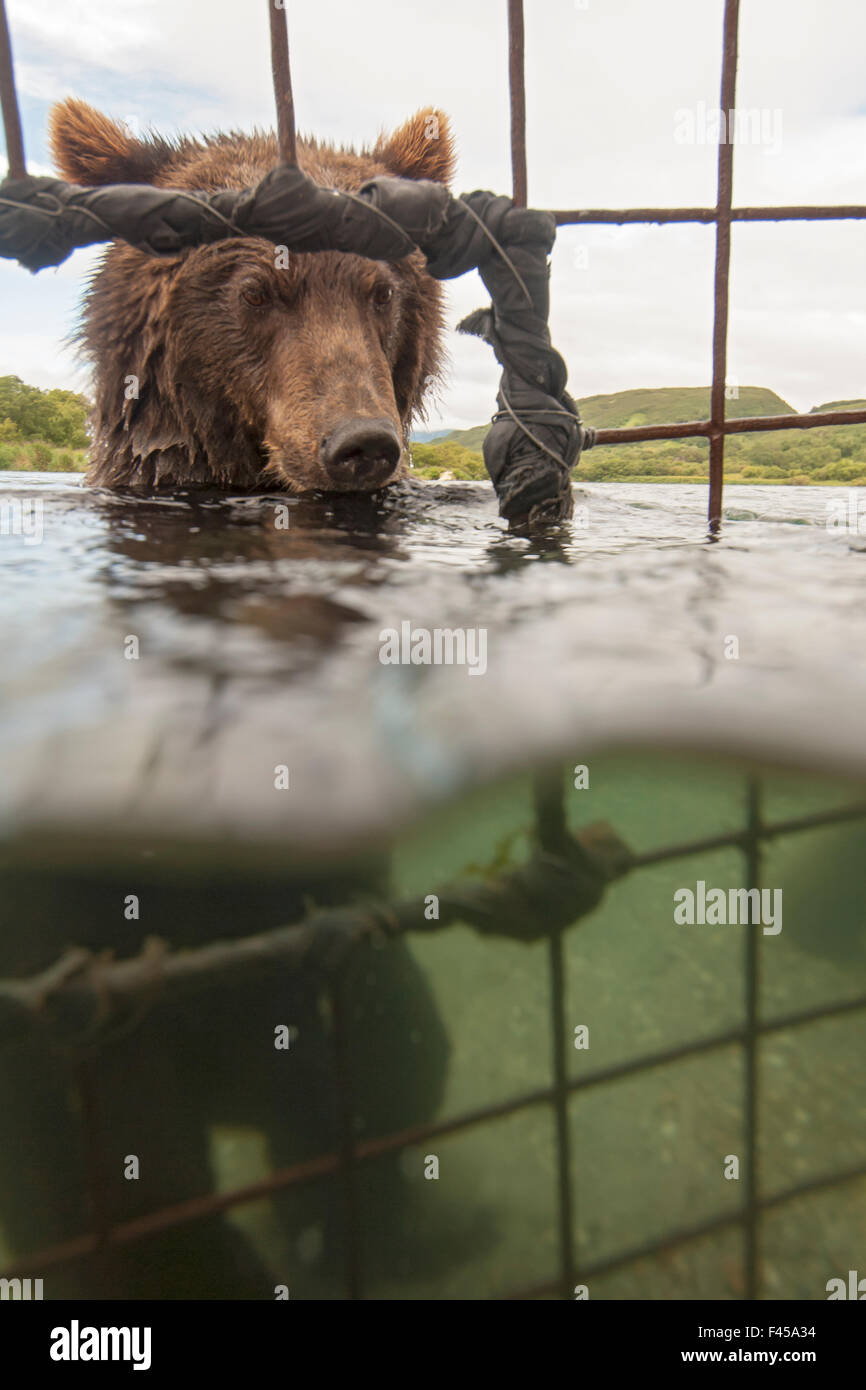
[49,99,455,493]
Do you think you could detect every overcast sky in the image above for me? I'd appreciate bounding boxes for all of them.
[1,0,864,427]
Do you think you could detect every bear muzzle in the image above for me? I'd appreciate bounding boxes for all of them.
[319,416,403,491]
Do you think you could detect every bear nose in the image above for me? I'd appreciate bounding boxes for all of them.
[320,418,402,490]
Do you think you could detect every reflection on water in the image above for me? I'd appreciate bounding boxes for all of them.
[2,474,866,847]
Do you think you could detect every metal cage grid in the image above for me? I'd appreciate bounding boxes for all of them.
[1,0,865,1300]
[5,779,866,1300]
[519,0,866,530]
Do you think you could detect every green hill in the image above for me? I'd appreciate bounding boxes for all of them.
[443,386,794,451]
[416,386,866,486]
[810,399,866,415]
[579,385,793,429]
[441,423,492,452]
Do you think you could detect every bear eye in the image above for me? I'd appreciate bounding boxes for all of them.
[372,283,394,311]
[241,283,271,308]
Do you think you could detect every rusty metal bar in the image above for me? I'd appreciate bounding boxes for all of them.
[554,204,866,225]
[330,983,363,1300]
[7,985,864,1281]
[708,0,740,532]
[268,0,297,165]
[629,799,866,868]
[723,408,866,433]
[0,0,26,178]
[549,930,577,1294]
[4,798,866,1050]
[534,772,577,1294]
[76,1062,113,1257]
[533,768,569,850]
[507,1206,742,1299]
[507,0,528,208]
[75,1060,124,1296]
[742,777,761,1300]
[3,1149,349,1278]
[505,1159,866,1300]
[592,407,866,448]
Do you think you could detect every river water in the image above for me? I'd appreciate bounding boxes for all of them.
[1,473,866,846]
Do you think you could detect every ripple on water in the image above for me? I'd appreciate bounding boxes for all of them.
[1,473,865,843]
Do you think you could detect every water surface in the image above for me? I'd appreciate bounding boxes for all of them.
[1,474,864,846]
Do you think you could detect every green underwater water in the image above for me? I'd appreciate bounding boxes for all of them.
[1,751,863,1299]
[211,752,866,1300]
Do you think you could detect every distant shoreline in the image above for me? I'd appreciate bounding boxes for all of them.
[413,473,857,488]
[0,468,859,490]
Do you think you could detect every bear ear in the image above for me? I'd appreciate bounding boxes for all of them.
[375,107,455,185]
[49,97,180,185]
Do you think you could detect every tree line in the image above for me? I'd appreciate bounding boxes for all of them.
[0,375,90,449]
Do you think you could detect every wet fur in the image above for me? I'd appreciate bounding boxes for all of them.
[49,100,455,493]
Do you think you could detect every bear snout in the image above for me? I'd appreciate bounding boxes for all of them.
[320,417,403,491]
